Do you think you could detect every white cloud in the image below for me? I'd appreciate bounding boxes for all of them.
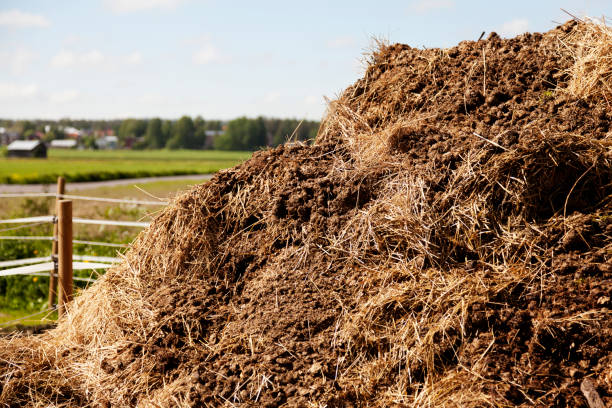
[63,35,81,46]
[50,50,105,68]
[327,36,355,49]
[104,0,185,14]
[497,18,529,38]
[139,93,164,104]
[50,49,142,71]
[49,89,80,104]
[193,44,224,65]
[0,48,36,75]
[11,49,35,74]
[263,91,281,103]
[50,50,76,68]
[409,0,455,13]
[189,34,230,65]
[304,95,319,105]
[81,50,104,65]
[0,10,50,28]
[0,82,39,100]
[125,51,142,65]
[409,0,454,13]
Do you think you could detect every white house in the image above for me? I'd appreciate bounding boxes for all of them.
[95,135,118,149]
[50,139,78,149]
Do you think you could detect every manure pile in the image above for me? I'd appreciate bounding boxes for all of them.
[1,20,611,407]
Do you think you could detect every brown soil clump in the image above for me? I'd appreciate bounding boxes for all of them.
[0,20,610,407]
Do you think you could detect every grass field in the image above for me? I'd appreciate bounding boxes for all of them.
[0,149,252,184]
[0,309,57,330]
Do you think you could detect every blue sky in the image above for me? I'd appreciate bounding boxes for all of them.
[0,0,610,121]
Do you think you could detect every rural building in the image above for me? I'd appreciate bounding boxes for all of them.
[50,139,78,149]
[7,140,47,158]
[94,129,115,138]
[0,127,20,145]
[95,135,118,149]
[63,126,83,139]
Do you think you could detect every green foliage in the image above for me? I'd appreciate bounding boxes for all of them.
[82,134,98,150]
[166,116,200,149]
[267,118,319,146]
[15,120,36,135]
[0,275,50,312]
[144,118,164,149]
[161,120,173,146]
[193,116,207,149]
[43,126,65,142]
[118,119,147,146]
[204,119,223,131]
[214,116,266,151]
[0,198,54,312]
[23,129,35,140]
[214,117,319,150]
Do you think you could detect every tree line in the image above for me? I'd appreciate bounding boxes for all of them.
[0,116,320,151]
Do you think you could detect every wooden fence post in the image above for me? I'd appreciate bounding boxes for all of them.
[57,200,73,317]
[48,176,65,310]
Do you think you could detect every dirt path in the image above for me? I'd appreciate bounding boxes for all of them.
[0,174,214,193]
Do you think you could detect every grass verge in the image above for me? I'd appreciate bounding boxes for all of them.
[0,149,251,184]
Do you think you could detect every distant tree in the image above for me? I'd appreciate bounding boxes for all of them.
[110,121,121,136]
[307,121,319,140]
[205,120,223,131]
[214,116,266,151]
[166,115,197,149]
[261,118,319,146]
[43,126,65,142]
[144,118,164,149]
[271,119,296,146]
[82,134,98,149]
[133,119,147,137]
[58,118,72,128]
[161,120,173,147]
[193,116,207,149]
[194,116,205,130]
[118,119,147,145]
[15,120,35,138]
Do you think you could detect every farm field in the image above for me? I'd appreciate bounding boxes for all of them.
[0,148,252,184]
[0,309,57,332]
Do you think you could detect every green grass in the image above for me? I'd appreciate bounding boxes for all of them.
[0,149,252,184]
[0,308,57,329]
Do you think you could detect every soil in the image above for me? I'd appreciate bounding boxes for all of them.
[0,20,610,407]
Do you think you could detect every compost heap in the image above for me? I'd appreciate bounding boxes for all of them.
[1,20,611,407]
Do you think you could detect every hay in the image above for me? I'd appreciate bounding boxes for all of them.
[1,19,611,407]
[558,16,612,103]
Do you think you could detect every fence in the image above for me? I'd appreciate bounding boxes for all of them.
[0,177,167,321]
